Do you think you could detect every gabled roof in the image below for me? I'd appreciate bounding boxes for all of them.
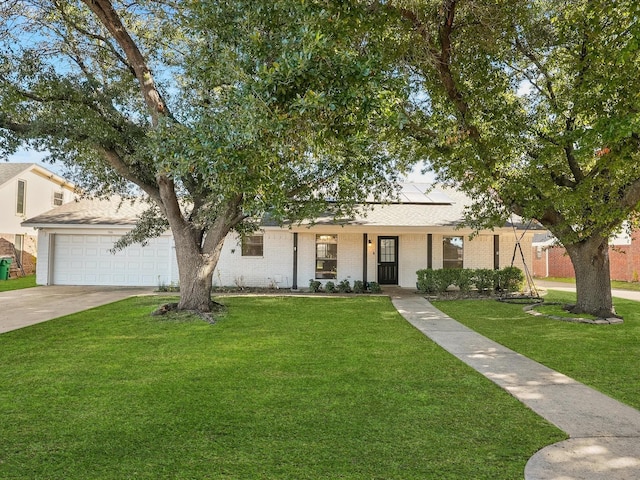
[0,162,74,190]
[23,184,536,231]
[23,196,147,227]
[0,163,33,187]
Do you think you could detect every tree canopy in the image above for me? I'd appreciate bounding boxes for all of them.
[391,0,640,316]
[0,0,411,313]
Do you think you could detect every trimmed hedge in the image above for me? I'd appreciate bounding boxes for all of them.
[416,267,524,295]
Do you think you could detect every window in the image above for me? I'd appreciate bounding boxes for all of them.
[16,180,25,215]
[241,234,263,256]
[53,191,64,206]
[443,236,463,269]
[315,234,337,279]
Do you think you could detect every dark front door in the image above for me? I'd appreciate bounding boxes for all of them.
[377,236,398,285]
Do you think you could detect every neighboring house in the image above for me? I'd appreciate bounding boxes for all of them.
[23,184,539,289]
[0,163,75,277]
[532,229,640,282]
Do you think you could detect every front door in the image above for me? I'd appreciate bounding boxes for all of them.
[377,236,398,285]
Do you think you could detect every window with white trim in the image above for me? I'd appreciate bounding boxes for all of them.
[315,234,337,279]
[443,236,464,269]
[16,180,25,215]
[241,234,264,256]
[53,191,64,206]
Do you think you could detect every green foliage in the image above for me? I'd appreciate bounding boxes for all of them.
[495,267,524,293]
[308,279,322,293]
[352,280,365,294]
[324,281,335,293]
[416,269,438,294]
[474,269,495,293]
[394,0,640,315]
[455,269,475,293]
[337,279,351,293]
[368,281,382,294]
[0,1,413,311]
[416,268,524,295]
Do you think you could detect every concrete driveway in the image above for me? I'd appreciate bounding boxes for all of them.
[0,285,156,334]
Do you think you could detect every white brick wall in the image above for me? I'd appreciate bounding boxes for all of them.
[398,234,429,287]
[34,225,536,288]
[212,231,294,288]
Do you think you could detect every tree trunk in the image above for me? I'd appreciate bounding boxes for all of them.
[565,236,617,318]
[173,231,222,313]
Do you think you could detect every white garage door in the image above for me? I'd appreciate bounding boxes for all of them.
[52,234,173,286]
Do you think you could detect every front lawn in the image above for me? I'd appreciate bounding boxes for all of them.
[434,291,640,410]
[0,296,564,479]
[0,274,36,292]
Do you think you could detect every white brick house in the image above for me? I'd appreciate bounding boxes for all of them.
[22,184,536,288]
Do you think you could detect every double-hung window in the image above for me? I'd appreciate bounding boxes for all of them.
[443,236,464,269]
[53,191,64,206]
[315,234,337,279]
[241,234,264,256]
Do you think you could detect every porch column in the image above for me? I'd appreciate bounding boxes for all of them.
[292,233,298,290]
[362,233,368,283]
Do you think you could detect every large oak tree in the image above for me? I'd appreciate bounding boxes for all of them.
[0,1,408,314]
[390,0,640,317]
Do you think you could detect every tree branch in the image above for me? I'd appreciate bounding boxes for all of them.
[81,0,168,126]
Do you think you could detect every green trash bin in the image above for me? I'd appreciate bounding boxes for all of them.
[0,257,12,280]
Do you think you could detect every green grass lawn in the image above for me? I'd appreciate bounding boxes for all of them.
[0,295,564,479]
[0,274,36,292]
[434,291,640,411]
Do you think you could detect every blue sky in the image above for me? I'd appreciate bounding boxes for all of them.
[6,149,65,176]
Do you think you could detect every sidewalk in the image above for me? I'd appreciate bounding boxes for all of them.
[390,292,640,480]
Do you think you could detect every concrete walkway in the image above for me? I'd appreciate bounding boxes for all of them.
[390,291,640,480]
[0,285,155,334]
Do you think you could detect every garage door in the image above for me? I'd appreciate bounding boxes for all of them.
[52,234,173,286]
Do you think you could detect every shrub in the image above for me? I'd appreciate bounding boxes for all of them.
[324,281,336,293]
[352,280,365,294]
[416,269,438,294]
[435,269,459,293]
[496,266,524,292]
[368,282,382,293]
[455,269,475,293]
[337,279,352,293]
[474,269,495,293]
[309,280,322,293]
[415,268,524,296]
